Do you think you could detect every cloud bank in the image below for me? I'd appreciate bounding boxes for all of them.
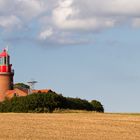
[0,0,140,46]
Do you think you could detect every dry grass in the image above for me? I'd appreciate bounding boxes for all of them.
[0,113,139,140]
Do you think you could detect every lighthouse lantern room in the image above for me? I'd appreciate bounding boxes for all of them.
[0,49,12,73]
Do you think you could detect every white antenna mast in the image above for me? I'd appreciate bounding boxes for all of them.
[27,80,38,94]
[5,45,9,52]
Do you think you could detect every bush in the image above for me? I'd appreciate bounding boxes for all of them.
[90,100,104,112]
[14,83,30,90]
[0,91,104,113]
[65,97,93,111]
[0,91,65,113]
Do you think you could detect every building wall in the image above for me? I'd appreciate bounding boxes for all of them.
[0,73,13,99]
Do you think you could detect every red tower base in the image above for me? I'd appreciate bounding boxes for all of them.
[0,72,14,101]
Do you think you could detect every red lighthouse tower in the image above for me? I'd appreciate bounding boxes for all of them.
[0,49,14,101]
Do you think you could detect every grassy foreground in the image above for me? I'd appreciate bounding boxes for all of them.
[0,113,139,140]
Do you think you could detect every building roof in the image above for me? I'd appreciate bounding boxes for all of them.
[32,89,51,93]
[5,89,51,99]
[0,88,51,101]
[5,88,28,99]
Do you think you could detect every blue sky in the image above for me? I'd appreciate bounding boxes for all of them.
[0,0,140,112]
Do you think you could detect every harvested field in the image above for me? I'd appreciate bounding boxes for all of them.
[0,113,139,140]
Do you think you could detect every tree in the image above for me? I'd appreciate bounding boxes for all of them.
[65,97,93,111]
[90,100,104,112]
[14,83,30,90]
[0,90,104,113]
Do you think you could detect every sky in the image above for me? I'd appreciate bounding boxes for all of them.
[0,0,140,112]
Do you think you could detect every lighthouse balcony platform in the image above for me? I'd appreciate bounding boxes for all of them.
[0,70,14,75]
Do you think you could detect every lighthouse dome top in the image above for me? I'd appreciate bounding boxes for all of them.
[0,49,9,57]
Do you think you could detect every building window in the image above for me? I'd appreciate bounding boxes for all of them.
[7,56,10,65]
[4,57,6,65]
[0,58,2,65]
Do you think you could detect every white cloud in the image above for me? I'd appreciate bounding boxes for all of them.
[52,0,140,31]
[16,0,46,20]
[1,0,140,45]
[0,15,21,29]
[73,0,140,17]
[52,0,116,30]
[1,0,140,30]
[39,28,53,40]
[0,0,46,28]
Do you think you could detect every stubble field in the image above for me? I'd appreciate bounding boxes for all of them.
[0,113,139,140]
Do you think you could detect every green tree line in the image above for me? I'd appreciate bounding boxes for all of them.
[0,91,104,113]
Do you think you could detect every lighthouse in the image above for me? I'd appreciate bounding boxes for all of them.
[0,48,51,101]
[0,49,14,101]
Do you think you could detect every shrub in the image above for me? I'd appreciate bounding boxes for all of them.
[65,97,93,111]
[0,92,64,113]
[0,91,104,113]
[90,100,104,112]
[14,83,30,90]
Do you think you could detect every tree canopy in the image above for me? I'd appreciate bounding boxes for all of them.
[0,91,104,113]
[90,100,104,112]
[14,83,30,90]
